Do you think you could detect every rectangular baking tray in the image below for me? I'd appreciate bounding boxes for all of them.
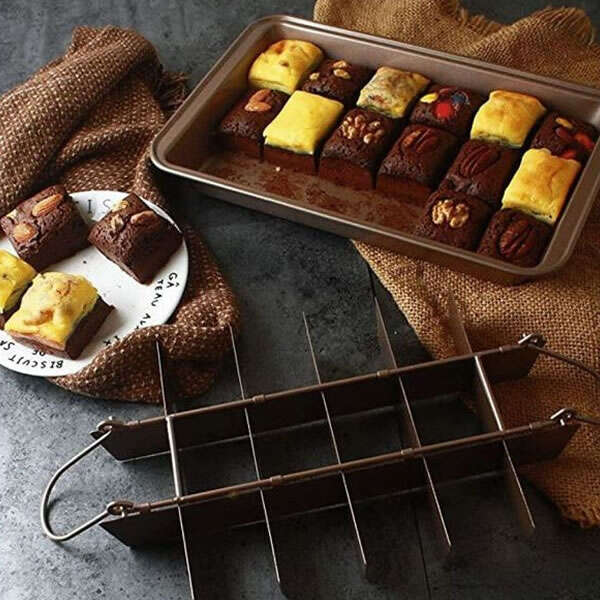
[151,14,600,285]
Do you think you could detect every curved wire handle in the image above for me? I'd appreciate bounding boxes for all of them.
[40,429,134,542]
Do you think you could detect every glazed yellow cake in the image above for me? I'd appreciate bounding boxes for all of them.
[5,273,99,349]
[502,148,581,224]
[471,90,547,148]
[0,250,36,315]
[263,90,344,154]
[248,39,324,95]
[357,66,430,119]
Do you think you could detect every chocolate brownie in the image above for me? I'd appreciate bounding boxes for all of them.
[441,140,520,208]
[414,190,492,250]
[88,194,182,284]
[319,108,397,189]
[0,185,89,271]
[218,89,288,159]
[477,208,552,267]
[410,85,485,138]
[377,124,459,204]
[531,111,597,163]
[301,59,372,108]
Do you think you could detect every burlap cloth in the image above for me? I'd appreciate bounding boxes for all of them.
[314,0,600,526]
[0,26,238,403]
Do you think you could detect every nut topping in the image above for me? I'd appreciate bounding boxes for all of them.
[340,112,386,143]
[555,127,574,143]
[309,72,320,81]
[245,89,272,112]
[499,218,537,259]
[367,120,381,131]
[431,199,470,229]
[555,117,573,129]
[332,60,349,69]
[5,209,17,222]
[458,144,500,178]
[12,222,38,243]
[31,193,63,217]
[333,68,351,80]
[112,199,130,212]
[109,214,126,234]
[130,210,159,226]
[402,127,439,154]
[363,133,374,144]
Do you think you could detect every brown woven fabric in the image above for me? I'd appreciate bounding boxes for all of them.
[315,0,600,526]
[0,26,238,403]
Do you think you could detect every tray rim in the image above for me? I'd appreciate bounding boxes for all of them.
[151,14,600,284]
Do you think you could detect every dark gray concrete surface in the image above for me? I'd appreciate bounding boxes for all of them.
[1,1,600,599]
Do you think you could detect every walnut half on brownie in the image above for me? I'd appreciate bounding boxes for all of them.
[88,194,182,284]
[5,272,112,359]
[1,185,89,271]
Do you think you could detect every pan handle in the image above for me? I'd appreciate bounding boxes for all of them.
[40,430,134,542]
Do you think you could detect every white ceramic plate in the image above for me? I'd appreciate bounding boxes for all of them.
[0,190,188,377]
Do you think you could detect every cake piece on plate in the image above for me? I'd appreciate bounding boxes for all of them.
[248,39,323,95]
[531,111,598,163]
[441,140,520,208]
[218,88,288,158]
[5,273,112,359]
[501,148,581,225]
[410,84,485,138]
[88,194,182,284]
[0,250,36,328]
[471,90,546,148]
[0,185,89,271]
[377,124,459,204]
[477,208,553,268]
[414,190,492,250]
[357,66,430,120]
[263,91,344,174]
[301,58,372,107]
[319,108,396,189]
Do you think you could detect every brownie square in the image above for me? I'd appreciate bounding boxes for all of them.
[414,190,492,250]
[301,59,373,108]
[218,89,288,159]
[440,140,520,208]
[477,208,552,267]
[531,111,598,163]
[88,194,182,284]
[319,108,397,189]
[377,124,459,204]
[410,85,485,138]
[0,185,89,271]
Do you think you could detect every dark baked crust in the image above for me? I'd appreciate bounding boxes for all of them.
[8,296,113,359]
[531,111,598,163]
[88,194,182,284]
[377,124,459,202]
[320,108,396,189]
[0,185,89,271]
[477,208,552,267]
[263,145,318,175]
[301,59,373,107]
[440,140,520,208]
[414,190,492,250]
[409,84,485,138]
[218,89,288,158]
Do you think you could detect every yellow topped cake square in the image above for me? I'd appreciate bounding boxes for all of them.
[471,90,546,148]
[248,39,324,95]
[357,66,430,119]
[263,91,344,155]
[502,148,581,224]
[6,272,99,348]
[0,249,36,316]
